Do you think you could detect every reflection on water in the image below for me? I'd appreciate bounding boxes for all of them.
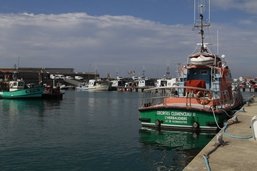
[0,91,253,171]
[139,129,215,171]
[139,129,214,150]
[0,99,45,116]
[0,99,62,116]
[0,99,65,127]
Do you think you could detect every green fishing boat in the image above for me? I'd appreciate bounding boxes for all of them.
[0,80,43,99]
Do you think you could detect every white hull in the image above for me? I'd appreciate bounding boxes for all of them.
[76,86,88,91]
[87,79,111,91]
[87,85,110,91]
[76,83,88,91]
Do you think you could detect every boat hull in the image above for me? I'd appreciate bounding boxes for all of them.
[139,107,227,132]
[87,85,110,91]
[0,86,44,99]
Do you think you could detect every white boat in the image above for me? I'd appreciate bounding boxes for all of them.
[87,79,111,91]
[75,76,84,80]
[155,66,177,88]
[137,78,155,88]
[155,78,177,88]
[110,77,126,91]
[76,83,88,91]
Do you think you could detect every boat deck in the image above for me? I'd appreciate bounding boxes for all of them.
[183,96,257,171]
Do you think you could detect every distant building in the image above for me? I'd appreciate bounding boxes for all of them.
[0,67,99,84]
[0,67,74,73]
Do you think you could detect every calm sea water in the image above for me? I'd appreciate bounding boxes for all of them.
[0,91,255,171]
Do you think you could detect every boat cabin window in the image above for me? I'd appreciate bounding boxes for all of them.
[190,71,197,75]
[200,70,208,75]
[161,81,167,86]
[187,68,211,88]
[9,81,25,90]
[18,82,25,87]
[11,82,17,87]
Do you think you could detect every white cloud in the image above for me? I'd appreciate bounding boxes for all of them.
[213,0,257,14]
[0,12,256,77]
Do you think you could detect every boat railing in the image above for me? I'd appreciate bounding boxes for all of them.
[140,86,222,108]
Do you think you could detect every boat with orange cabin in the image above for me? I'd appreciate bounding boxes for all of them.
[138,0,244,132]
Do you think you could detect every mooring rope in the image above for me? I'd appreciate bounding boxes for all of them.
[210,107,223,130]
[223,121,253,140]
[204,106,252,171]
[219,108,233,117]
[203,155,211,171]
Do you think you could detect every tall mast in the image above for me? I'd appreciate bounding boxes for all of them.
[194,0,210,53]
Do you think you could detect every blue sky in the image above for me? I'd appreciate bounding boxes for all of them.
[0,0,256,78]
[0,0,247,24]
[0,0,196,24]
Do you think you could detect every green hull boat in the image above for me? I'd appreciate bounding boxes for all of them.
[0,86,44,99]
[0,80,43,99]
[138,1,244,132]
[139,107,227,132]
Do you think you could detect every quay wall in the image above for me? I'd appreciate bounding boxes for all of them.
[183,96,257,171]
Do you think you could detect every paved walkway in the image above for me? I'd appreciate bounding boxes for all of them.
[184,96,257,171]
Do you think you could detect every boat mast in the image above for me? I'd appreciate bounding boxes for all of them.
[194,0,210,53]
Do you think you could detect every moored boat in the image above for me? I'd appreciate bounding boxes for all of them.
[87,79,111,91]
[0,80,44,99]
[42,85,64,100]
[76,82,89,91]
[110,77,126,91]
[155,66,177,88]
[138,0,244,132]
[155,78,177,88]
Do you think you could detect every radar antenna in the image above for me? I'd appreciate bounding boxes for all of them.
[194,0,210,53]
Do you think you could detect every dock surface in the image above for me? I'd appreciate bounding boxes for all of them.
[184,96,257,171]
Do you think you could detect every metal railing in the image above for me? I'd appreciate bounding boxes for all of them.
[140,86,222,108]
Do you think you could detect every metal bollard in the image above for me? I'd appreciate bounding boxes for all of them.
[251,116,257,140]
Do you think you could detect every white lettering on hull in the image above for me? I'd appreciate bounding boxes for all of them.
[156,111,196,124]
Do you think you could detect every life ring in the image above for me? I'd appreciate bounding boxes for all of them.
[196,91,212,105]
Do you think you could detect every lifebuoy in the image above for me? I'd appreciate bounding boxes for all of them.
[196,91,212,105]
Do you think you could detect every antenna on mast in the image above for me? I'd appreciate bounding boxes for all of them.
[217,29,219,55]
[194,0,211,53]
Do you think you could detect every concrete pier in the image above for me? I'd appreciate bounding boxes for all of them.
[184,96,257,171]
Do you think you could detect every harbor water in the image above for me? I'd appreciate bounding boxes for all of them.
[0,91,253,171]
